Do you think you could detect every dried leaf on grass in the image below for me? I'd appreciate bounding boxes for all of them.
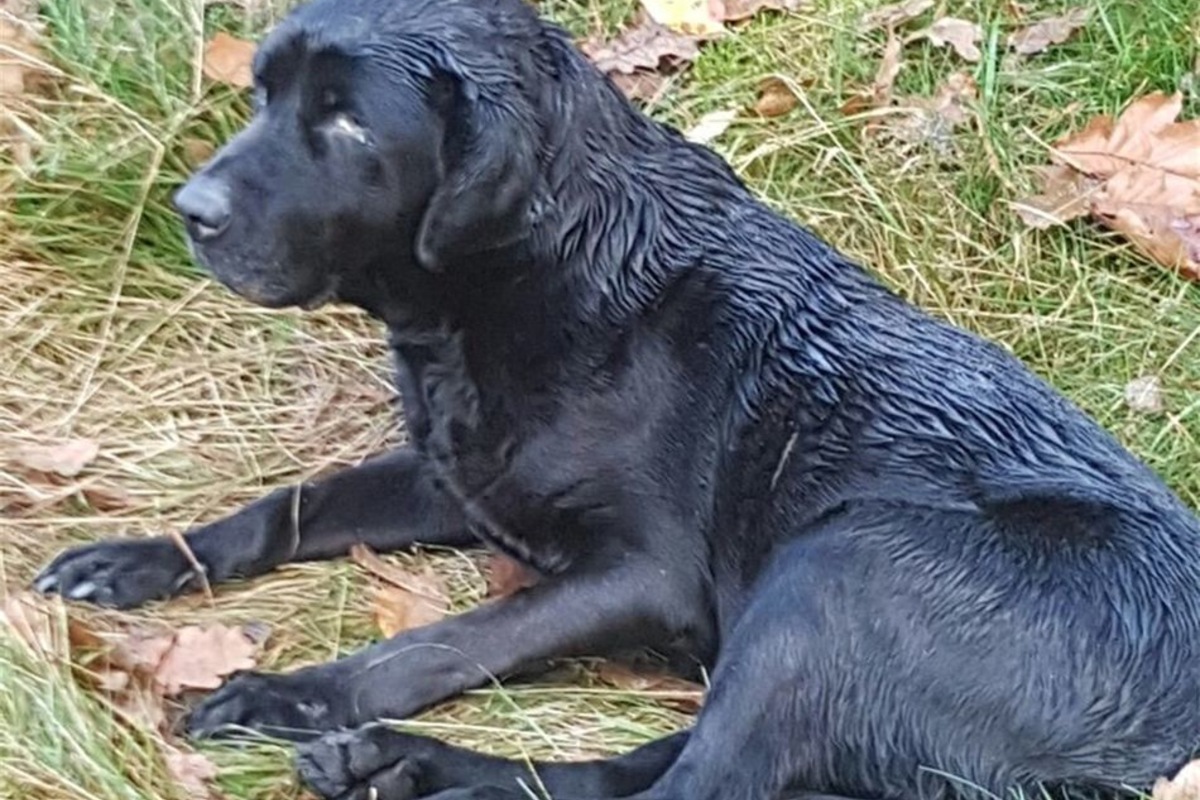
[203,32,255,89]
[484,553,539,598]
[872,32,904,105]
[581,18,700,102]
[0,14,40,96]
[1014,92,1200,279]
[14,437,99,477]
[1007,6,1090,56]
[1,591,99,657]
[871,71,978,156]
[1154,760,1200,800]
[350,544,449,601]
[150,625,259,695]
[912,17,983,62]
[351,544,450,637]
[583,20,702,74]
[595,662,706,713]
[164,749,219,800]
[639,0,727,37]
[1,592,263,736]
[1124,375,1164,415]
[372,585,446,637]
[753,76,799,118]
[181,137,216,169]
[584,0,804,101]
[840,31,903,116]
[860,0,934,33]
[1014,164,1095,229]
[721,0,806,23]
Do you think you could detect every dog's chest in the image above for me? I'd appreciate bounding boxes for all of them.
[389,331,579,569]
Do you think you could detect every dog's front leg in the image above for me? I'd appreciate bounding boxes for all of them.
[185,556,708,739]
[33,448,472,609]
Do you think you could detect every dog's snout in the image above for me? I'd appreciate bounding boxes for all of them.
[174,175,232,241]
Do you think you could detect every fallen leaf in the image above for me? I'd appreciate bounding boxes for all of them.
[165,749,219,800]
[610,70,670,103]
[180,137,215,169]
[878,71,978,155]
[582,18,700,103]
[372,584,446,638]
[840,31,903,116]
[1011,164,1095,228]
[0,23,33,95]
[753,76,798,117]
[581,19,701,76]
[1016,92,1200,279]
[152,625,260,695]
[107,676,169,732]
[914,17,983,62]
[16,438,99,477]
[1007,6,1090,56]
[485,553,539,599]
[860,0,934,32]
[1,590,106,655]
[0,591,66,657]
[350,544,450,604]
[873,32,904,105]
[721,0,805,23]
[1003,0,1033,19]
[351,544,450,637]
[685,108,737,144]
[1124,375,1164,415]
[595,662,706,713]
[111,630,176,674]
[202,32,255,89]
[0,1,45,98]
[1154,759,1200,800]
[639,0,726,36]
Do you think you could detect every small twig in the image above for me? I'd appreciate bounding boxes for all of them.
[166,529,213,603]
[287,482,303,560]
[770,430,799,491]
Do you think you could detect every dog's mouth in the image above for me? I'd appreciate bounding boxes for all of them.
[296,277,339,311]
[187,240,339,311]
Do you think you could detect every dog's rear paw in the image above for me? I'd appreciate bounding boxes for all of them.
[33,538,197,609]
[297,725,430,799]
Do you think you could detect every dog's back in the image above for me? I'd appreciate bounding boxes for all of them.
[675,197,1200,793]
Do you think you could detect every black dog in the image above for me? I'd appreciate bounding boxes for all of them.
[35,0,1200,797]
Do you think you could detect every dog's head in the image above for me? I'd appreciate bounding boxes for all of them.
[174,0,557,310]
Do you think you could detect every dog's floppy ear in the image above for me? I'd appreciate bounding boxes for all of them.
[415,66,539,272]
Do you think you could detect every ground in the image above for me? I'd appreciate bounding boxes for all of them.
[1,0,1198,798]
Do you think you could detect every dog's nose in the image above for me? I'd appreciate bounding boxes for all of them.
[174,176,232,241]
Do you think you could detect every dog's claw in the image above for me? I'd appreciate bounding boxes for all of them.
[185,670,343,742]
[66,580,96,600]
[33,573,59,594]
[296,726,425,800]
[31,538,193,610]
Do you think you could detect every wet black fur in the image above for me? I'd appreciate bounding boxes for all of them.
[35,0,1200,797]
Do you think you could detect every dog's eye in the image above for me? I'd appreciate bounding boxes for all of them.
[326,112,371,146]
[318,88,341,114]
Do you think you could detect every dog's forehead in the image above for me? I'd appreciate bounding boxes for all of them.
[258,0,538,64]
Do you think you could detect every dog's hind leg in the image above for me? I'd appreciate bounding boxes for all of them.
[296,725,690,799]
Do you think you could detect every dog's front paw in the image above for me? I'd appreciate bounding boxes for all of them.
[297,725,433,800]
[185,669,346,741]
[33,538,198,609]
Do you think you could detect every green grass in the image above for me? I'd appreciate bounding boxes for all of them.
[2,0,1199,798]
